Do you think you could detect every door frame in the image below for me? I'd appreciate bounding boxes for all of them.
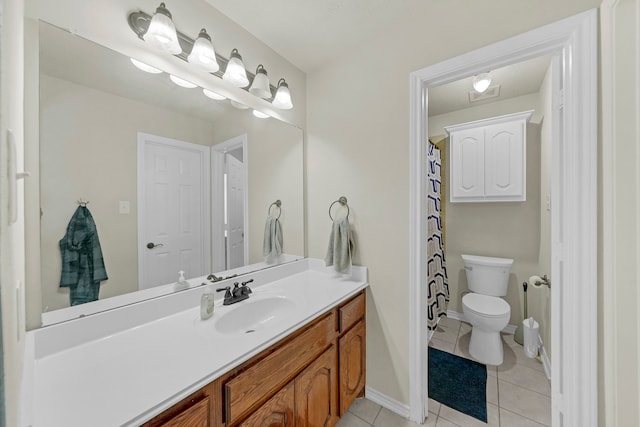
[211,134,249,272]
[409,9,597,425]
[137,132,211,289]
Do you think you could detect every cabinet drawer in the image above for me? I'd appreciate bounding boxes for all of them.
[158,396,209,427]
[338,292,365,334]
[225,313,335,425]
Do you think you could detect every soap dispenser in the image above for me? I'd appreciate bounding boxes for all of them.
[201,291,215,320]
[175,270,190,291]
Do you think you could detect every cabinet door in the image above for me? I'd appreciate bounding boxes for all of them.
[484,120,525,199]
[295,346,338,427]
[339,320,366,415]
[239,382,294,427]
[450,128,485,201]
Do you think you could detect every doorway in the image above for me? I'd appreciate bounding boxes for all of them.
[212,134,249,272]
[409,10,597,426]
[137,132,211,289]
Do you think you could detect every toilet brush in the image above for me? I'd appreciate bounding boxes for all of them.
[514,281,528,345]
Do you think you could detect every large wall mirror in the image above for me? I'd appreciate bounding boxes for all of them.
[28,21,304,327]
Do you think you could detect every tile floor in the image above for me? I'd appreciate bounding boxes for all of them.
[337,317,551,427]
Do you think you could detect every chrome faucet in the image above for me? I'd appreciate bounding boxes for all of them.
[216,279,253,305]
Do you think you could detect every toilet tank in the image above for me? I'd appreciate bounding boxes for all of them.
[462,254,514,296]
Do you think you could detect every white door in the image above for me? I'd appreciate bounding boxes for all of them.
[138,133,211,289]
[225,153,246,269]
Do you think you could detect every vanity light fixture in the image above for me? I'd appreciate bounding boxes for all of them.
[252,110,270,119]
[472,72,492,93]
[272,78,293,110]
[249,65,271,98]
[203,88,226,100]
[129,8,294,110]
[230,100,249,109]
[169,74,197,88]
[130,58,163,74]
[143,2,182,55]
[187,28,219,72]
[223,49,250,88]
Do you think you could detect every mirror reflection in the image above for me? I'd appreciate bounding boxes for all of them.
[35,21,304,325]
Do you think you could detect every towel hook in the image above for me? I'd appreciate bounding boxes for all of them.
[77,198,89,207]
[329,196,349,221]
[268,200,282,219]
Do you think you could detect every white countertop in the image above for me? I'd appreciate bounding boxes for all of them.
[24,259,367,427]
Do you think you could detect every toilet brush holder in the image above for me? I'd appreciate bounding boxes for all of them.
[514,281,528,345]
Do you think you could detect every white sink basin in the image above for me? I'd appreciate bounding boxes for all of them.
[215,296,296,334]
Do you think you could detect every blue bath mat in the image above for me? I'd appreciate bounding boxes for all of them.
[428,347,487,422]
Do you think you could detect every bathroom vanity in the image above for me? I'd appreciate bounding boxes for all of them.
[22,259,367,426]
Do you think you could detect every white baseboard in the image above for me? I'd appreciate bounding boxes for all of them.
[365,386,410,418]
[538,335,552,380]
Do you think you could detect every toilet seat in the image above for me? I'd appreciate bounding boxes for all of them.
[462,293,510,318]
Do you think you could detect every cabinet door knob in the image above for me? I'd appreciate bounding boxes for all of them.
[146,242,164,249]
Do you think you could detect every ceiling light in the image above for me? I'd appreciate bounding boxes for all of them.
[202,88,226,100]
[223,49,249,88]
[249,64,271,99]
[130,58,163,74]
[143,2,182,55]
[230,100,249,109]
[272,78,293,110]
[252,110,269,119]
[169,74,197,88]
[472,72,492,93]
[187,28,219,72]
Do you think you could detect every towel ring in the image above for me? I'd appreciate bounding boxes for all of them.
[329,196,349,221]
[77,198,89,207]
[268,200,282,219]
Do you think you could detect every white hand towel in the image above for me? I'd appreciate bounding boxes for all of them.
[325,216,354,274]
[263,216,283,258]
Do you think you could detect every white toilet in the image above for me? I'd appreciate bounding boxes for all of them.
[461,254,513,365]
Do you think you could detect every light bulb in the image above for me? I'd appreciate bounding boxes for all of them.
[187,29,219,73]
[203,89,226,100]
[223,49,249,88]
[272,78,293,109]
[130,58,162,74]
[143,3,181,55]
[472,73,492,93]
[169,74,197,88]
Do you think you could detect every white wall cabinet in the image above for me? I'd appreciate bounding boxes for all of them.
[445,110,533,202]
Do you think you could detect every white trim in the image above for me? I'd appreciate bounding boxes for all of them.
[136,132,211,290]
[211,134,249,271]
[365,386,411,419]
[409,9,598,425]
[539,334,552,381]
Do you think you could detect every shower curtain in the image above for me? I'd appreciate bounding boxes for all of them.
[427,142,449,330]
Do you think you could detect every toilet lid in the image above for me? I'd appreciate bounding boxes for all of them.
[463,293,510,317]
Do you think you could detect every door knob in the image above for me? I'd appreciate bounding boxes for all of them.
[146,242,164,249]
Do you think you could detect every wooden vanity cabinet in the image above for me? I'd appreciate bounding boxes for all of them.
[238,382,295,427]
[142,381,220,427]
[337,293,366,415]
[142,290,366,427]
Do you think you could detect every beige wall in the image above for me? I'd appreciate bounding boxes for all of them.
[306,0,599,407]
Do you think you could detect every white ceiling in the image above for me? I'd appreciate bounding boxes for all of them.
[205,0,422,73]
[204,1,552,116]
